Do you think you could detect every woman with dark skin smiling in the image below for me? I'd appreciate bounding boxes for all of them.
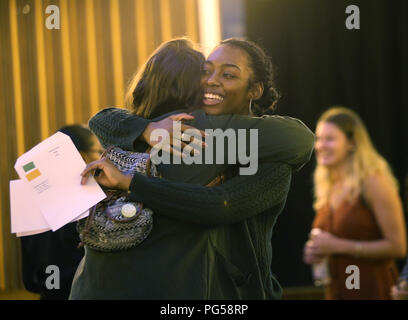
[71,38,314,299]
[200,41,274,116]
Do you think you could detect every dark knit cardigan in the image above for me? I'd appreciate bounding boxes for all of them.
[69,108,314,299]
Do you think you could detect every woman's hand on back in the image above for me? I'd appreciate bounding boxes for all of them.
[142,113,207,155]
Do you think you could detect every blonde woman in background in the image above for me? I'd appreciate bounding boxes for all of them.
[303,107,406,299]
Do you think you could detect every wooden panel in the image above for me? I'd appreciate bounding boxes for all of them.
[60,0,74,124]
[85,0,100,117]
[120,0,139,88]
[185,0,199,43]
[160,0,172,41]
[43,0,58,135]
[35,0,50,139]
[110,0,125,107]
[20,0,41,150]
[76,0,92,123]
[0,0,11,291]
[135,0,148,67]
[67,0,84,123]
[171,0,187,38]
[9,0,25,157]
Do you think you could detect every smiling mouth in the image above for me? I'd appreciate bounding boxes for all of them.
[317,152,333,161]
[203,93,224,106]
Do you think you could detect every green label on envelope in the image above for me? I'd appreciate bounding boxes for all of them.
[23,161,35,172]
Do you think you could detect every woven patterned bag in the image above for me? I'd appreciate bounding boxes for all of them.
[77,146,159,252]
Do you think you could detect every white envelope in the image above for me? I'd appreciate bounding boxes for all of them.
[14,132,106,231]
[10,179,51,235]
[16,229,51,237]
[10,179,91,237]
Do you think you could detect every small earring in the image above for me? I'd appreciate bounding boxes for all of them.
[248,99,253,114]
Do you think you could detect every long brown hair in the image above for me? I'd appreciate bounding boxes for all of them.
[124,37,205,119]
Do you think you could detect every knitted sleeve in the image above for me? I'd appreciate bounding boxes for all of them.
[196,111,315,171]
[129,162,292,226]
[89,107,315,170]
[88,107,151,150]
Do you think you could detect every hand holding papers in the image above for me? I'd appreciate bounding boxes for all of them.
[11,132,106,234]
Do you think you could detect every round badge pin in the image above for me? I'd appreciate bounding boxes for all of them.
[121,203,137,218]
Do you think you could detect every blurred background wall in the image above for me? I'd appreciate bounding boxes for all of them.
[0,0,407,297]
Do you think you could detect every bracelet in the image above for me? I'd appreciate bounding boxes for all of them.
[354,242,363,257]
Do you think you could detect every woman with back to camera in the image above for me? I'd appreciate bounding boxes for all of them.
[303,107,406,300]
[71,37,314,299]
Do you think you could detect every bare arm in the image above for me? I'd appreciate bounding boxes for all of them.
[336,173,406,259]
[309,173,407,260]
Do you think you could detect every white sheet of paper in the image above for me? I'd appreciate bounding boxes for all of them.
[16,212,89,237]
[10,179,51,235]
[17,228,51,237]
[71,210,89,223]
[14,132,106,231]
[15,212,89,237]
[10,179,90,237]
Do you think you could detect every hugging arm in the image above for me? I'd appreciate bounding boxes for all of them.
[128,162,292,227]
[89,108,307,226]
[88,107,152,150]
[201,112,315,170]
[89,108,315,169]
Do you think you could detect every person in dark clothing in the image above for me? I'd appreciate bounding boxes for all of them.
[21,124,103,300]
[70,38,314,299]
